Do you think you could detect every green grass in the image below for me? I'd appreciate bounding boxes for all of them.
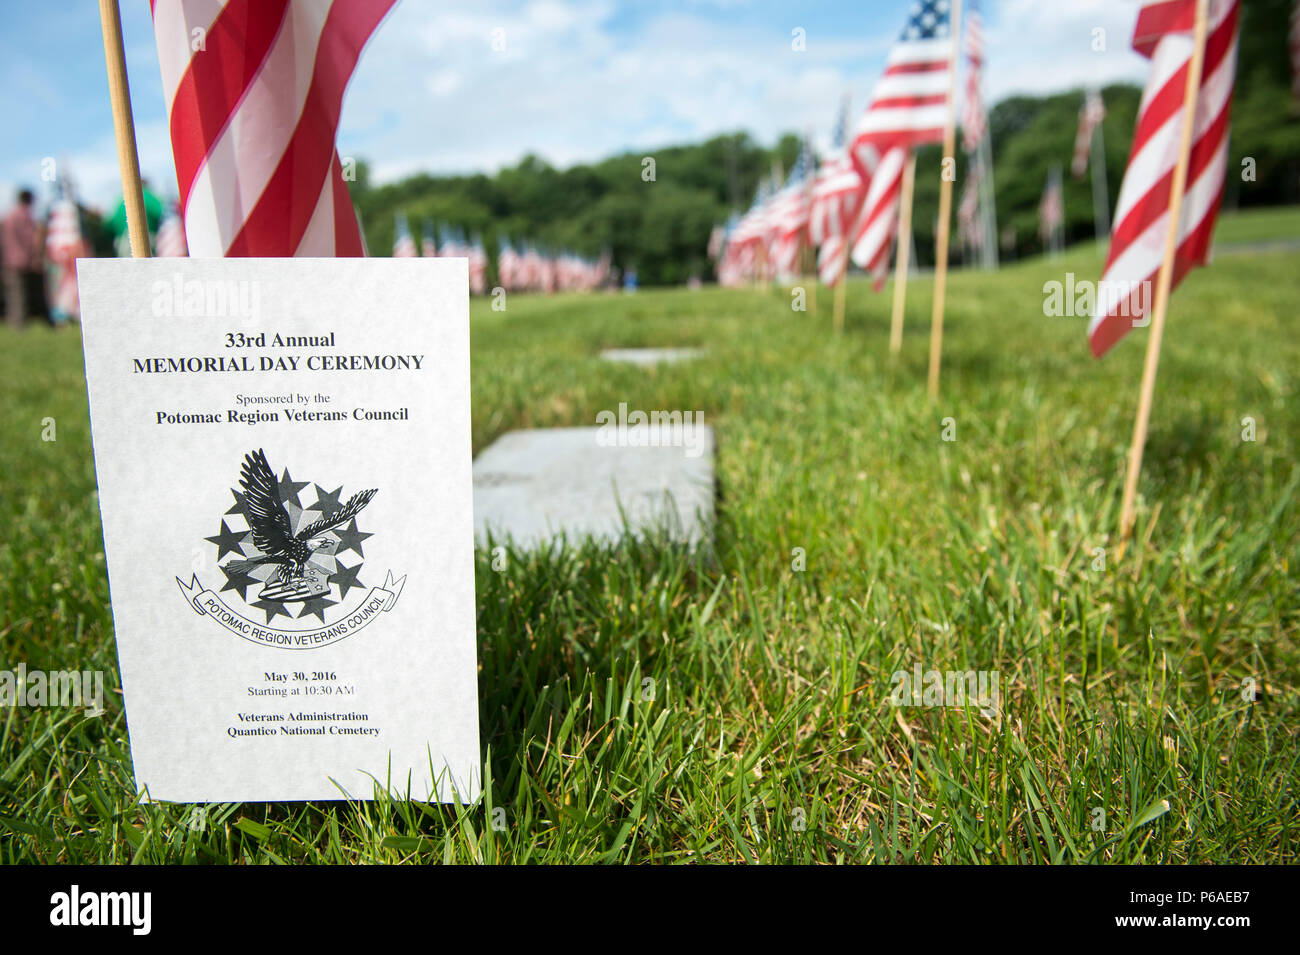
[1212,205,1300,245]
[2,209,1298,863]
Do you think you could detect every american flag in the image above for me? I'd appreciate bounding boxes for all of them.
[960,0,986,154]
[1072,90,1107,179]
[392,212,416,257]
[726,176,778,281]
[1038,166,1064,249]
[46,189,88,318]
[468,235,488,295]
[439,225,465,260]
[1089,0,1240,358]
[151,0,395,257]
[716,213,749,287]
[421,220,437,258]
[521,244,544,291]
[768,144,814,280]
[810,99,865,286]
[849,0,955,288]
[156,203,189,257]
[498,238,520,290]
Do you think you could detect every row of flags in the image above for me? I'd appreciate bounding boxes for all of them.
[393,211,612,294]
[711,0,1245,362]
[392,214,487,293]
[100,0,1261,545]
[136,0,1252,361]
[41,177,187,321]
[715,0,974,293]
[497,242,612,294]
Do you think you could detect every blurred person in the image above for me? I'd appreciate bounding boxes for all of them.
[2,188,41,329]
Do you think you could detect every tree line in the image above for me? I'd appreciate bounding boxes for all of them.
[348,0,1297,286]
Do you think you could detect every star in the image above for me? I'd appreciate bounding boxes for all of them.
[329,560,366,599]
[205,519,248,559]
[277,469,310,508]
[225,488,248,517]
[219,563,262,601]
[306,552,337,578]
[333,518,373,558]
[312,484,345,520]
[251,598,292,624]
[296,593,339,624]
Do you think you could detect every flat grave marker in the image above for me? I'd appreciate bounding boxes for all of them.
[599,347,703,367]
[473,424,715,549]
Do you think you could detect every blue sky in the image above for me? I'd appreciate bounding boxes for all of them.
[0,0,1148,211]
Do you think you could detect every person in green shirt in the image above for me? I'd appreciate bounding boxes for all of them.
[104,179,164,256]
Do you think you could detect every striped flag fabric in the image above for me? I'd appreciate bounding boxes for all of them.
[468,235,488,295]
[438,225,464,260]
[716,213,749,287]
[1072,90,1107,179]
[768,145,814,280]
[150,0,396,257]
[960,0,987,154]
[45,191,89,319]
[1038,166,1064,250]
[392,212,416,257]
[156,202,189,257]
[498,238,520,290]
[849,0,955,287]
[810,100,865,286]
[1089,0,1241,358]
[725,177,778,282]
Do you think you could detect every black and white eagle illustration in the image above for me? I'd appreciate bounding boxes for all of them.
[223,449,377,584]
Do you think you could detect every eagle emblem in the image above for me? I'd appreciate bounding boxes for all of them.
[211,449,378,620]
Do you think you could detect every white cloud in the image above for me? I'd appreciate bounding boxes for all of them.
[339,0,875,185]
[984,0,1147,102]
[0,0,1155,209]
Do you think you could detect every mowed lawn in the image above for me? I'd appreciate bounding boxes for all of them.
[1,211,1297,863]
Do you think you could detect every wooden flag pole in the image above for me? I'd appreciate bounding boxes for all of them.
[888,153,917,356]
[832,243,850,334]
[1118,0,1210,547]
[926,0,963,398]
[98,0,150,258]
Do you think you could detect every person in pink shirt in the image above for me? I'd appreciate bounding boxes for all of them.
[2,189,40,329]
